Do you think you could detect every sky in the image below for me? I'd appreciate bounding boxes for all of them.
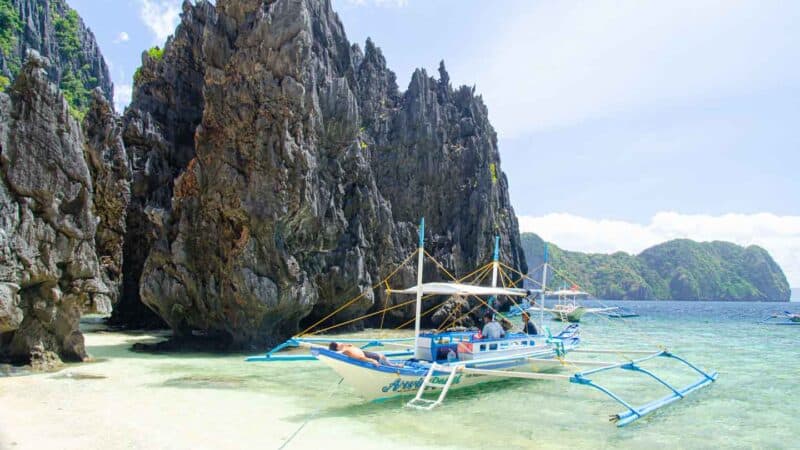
[66,0,800,287]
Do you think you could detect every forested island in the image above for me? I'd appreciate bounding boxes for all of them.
[521,233,790,301]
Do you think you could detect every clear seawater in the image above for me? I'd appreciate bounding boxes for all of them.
[3,301,799,449]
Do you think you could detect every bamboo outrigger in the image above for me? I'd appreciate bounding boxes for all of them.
[247,218,717,427]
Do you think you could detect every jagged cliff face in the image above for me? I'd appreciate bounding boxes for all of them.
[358,47,525,275]
[110,1,212,328]
[0,52,122,364]
[122,0,526,348]
[0,0,113,112]
[83,89,131,308]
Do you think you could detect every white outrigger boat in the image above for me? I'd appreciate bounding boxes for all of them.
[541,289,617,322]
[762,311,800,325]
[248,219,717,427]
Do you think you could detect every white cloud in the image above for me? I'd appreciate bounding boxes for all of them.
[113,32,130,44]
[469,1,798,137]
[518,212,800,287]
[114,84,133,112]
[138,0,181,44]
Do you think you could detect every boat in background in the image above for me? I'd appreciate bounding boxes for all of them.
[541,288,617,322]
[762,311,800,325]
[598,306,640,319]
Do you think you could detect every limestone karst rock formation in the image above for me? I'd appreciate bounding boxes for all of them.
[0,52,119,363]
[120,0,526,349]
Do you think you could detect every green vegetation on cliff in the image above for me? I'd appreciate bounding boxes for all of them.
[2,0,107,118]
[146,46,164,60]
[521,233,791,301]
[52,5,81,60]
[0,0,22,76]
[0,0,22,58]
[51,2,97,118]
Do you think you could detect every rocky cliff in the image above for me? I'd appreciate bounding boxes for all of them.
[522,233,791,301]
[0,0,113,116]
[1,0,526,357]
[116,0,526,349]
[0,52,122,365]
[109,0,211,329]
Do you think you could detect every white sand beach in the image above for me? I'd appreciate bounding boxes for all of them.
[0,329,436,450]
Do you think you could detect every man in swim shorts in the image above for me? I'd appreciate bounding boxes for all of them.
[328,342,399,367]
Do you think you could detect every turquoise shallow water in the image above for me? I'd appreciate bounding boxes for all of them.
[99,301,800,448]
[50,301,800,449]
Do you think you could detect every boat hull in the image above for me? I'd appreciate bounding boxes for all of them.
[546,306,587,322]
[313,343,574,401]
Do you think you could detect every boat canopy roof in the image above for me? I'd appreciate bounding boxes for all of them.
[547,289,590,296]
[392,282,531,297]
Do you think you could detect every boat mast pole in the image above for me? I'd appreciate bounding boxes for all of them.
[414,217,425,358]
[489,235,500,312]
[540,243,548,331]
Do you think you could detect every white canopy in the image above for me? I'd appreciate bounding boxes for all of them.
[547,289,590,297]
[391,282,530,297]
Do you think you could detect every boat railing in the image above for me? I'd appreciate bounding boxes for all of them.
[419,331,545,361]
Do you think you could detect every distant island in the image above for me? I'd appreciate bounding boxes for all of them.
[521,233,791,301]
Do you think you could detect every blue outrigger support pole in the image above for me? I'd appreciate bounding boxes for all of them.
[569,350,718,427]
[245,338,314,362]
[489,236,500,310]
[245,337,415,362]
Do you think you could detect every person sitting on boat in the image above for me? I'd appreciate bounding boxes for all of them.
[521,311,539,335]
[481,313,506,339]
[328,342,399,367]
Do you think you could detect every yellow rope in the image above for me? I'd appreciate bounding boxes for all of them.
[308,297,418,335]
[499,262,545,288]
[433,301,464,332]
[437,264,494,331]
[404,261,497,331]
[499,265,518,287]
[379,280,391,329]
[298,249,418,336]
[495,265,530,328]
[459,261,497,282]
[307,251,500,335]
[395,295,441,329]
[441,302,484,331]
[391,255,493,331]
[424,249,458,281]
[496,262,671,360]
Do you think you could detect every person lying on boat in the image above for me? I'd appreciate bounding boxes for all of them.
[521,311,539,335]
[481,313,506,339]
[328,342,401,367]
